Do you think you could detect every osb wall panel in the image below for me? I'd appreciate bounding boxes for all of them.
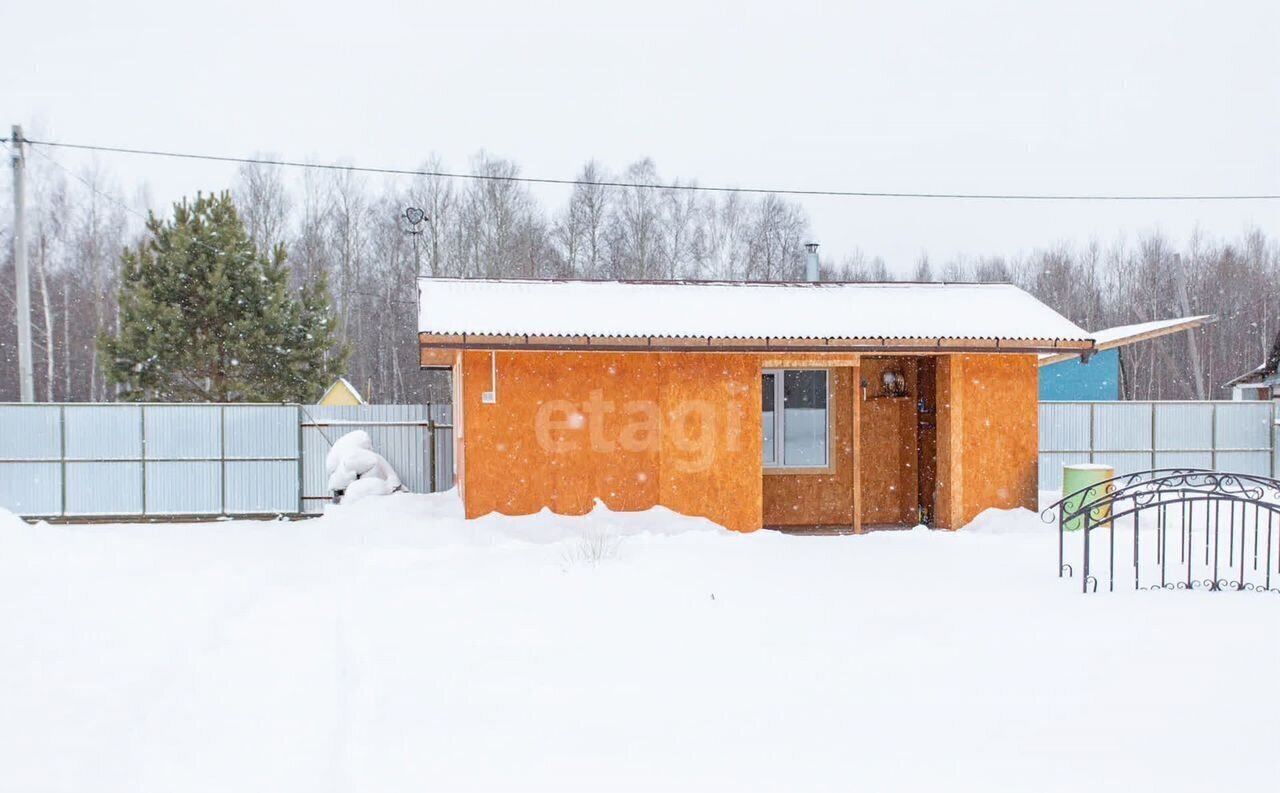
[933,356,962,529]
[859,358,920,525]
[657,354,763,533]
[762,367,856,527]
[458,350,762,532]
[955,354,1039,525]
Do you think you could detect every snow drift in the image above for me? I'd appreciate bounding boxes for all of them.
[324,430,403,504]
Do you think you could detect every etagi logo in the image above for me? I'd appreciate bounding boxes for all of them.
[533,390,742,473]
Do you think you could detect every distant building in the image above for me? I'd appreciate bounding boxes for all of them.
[1038,316,1213,401]
[318,377,366,406]
[1226,332,1280,400]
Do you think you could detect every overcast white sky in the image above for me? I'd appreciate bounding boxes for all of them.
[5,0,1278,271]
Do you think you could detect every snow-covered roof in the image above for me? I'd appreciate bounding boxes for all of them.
[1038,315,1213,366]
[418,278,1092,351]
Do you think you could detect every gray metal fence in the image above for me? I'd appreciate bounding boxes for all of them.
[1039,401,1278,491]
[299,403,453,514]
[8,399,1272,516]
[0,403,454,518]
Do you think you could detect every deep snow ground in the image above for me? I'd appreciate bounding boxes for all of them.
[1,494,1277,792]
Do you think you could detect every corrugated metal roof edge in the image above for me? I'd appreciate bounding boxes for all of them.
[417,276,1023,288]
[419,331,1094,342]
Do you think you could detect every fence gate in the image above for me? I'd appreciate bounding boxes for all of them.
[299,403,453,513]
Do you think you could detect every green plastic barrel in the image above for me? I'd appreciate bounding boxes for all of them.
[1061,464,1115,532]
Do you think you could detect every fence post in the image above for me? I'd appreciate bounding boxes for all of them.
[427,402,437,493]
[220,404,227,515]
[296,404,304,516]
[140,404,147,516]
[59,404,67,518]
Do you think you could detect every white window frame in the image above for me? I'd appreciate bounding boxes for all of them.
[762,368,832,471]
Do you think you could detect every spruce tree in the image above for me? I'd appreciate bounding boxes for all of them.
[100,192,346,402]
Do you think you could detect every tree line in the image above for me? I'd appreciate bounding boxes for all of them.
[1,150,1277,402]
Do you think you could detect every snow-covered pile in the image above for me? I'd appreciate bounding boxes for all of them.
[324,430,403,503]
[1,495,1276,792]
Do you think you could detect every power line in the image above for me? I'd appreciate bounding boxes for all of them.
[28,144,260,267]
[26,136,1280,202]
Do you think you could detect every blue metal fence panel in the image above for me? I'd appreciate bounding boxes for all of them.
[224,405,299,459]
[1040,401,1277,493]
[225,460,298,513]
[64,461,143,515]
[1214,402,1273,450]
[1038,452,1090,491]
[146,461,222,514]
[1092,403,1153,452]
[0,462,61,515]
[1153,403,1213,451]
[64,405,141,460]
[0,405,60,459]
[145,405,221,459]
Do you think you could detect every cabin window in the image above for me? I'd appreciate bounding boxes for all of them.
[762,369,829,468]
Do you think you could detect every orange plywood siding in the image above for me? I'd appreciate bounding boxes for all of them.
[859,358,920,525]
[657,354,763,533]
[934,356,962,529]
[762,367,856,527]
[954,354,1039,525]
[458,350,762,532]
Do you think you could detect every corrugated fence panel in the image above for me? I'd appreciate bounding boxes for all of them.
[65,462,143,515]
[0,405,62,516]
[145,405,221,459]
[0,402,468,517]
[1215,451,1271,476]
[225,460,298,513]
[1214,403,1273,450]
[1039,452,1089,491]
[1154,403,1213,451]
[1088,451,1155,478]
[1154,451,1214,470]
[225,405,299,459]
[1041,401,1279,492]
[1092,403,1153,451]
[146,461,221,514]
[0,405,61,459]
[1039,403,1090,452]
[222,405,299,513]
[65,405,141,460]
[0,462,61,515]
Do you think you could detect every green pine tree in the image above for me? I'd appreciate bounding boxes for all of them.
[100,192,347,402]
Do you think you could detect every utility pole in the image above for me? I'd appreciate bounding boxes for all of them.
[11,125,34,403]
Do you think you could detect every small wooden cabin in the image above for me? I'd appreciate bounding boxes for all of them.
[418,278,1094,533]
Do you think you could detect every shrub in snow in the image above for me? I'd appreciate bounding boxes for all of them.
[326,430,404,504]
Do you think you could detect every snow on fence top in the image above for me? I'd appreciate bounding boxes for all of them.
[417,277,1093,349]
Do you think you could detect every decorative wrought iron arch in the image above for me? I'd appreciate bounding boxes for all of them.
[1043,468,1280,594]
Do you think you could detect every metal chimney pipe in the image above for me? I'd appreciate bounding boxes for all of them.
[804,242,820,282]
